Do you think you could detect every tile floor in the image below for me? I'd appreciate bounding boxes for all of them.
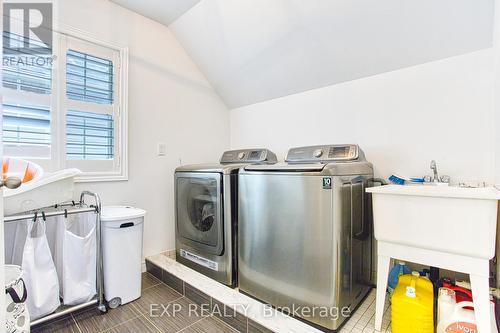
[32,273,239,333]
[31,273,392,333]
[338,290,392,333]
[149,253,394,333]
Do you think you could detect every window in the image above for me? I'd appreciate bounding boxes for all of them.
[66,50,114,104]
[3,103,51,158]
[2,30,128,181]
[3,31,52,94]
[3,31,52,159]
[66,110,114,160]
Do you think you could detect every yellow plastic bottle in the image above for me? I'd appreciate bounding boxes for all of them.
[391,271,434,333]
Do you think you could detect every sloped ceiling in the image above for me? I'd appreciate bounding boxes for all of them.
[113,0,494,108]
[110,0,201,26]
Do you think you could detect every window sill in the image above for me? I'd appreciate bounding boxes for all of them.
[75,172,128,183]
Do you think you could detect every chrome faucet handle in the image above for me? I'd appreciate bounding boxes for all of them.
[440,175,451,183]
[0,177,22,189]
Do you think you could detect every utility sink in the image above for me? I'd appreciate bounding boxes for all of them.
[366,185,500,260]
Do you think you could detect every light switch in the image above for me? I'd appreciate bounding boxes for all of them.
[157,143,167,156]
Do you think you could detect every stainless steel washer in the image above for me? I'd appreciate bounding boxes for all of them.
[175,149,277,287]
[238,144,374,330]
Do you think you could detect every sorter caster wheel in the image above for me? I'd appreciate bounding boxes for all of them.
[98,304,107,313]
[108,297,121,309]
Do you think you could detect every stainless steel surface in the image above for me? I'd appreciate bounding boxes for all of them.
[238,144,373,330]
[313,148,323,158]
[30,299,98,326]
[245,161,373,175]
[1,176,22,189]
[175,148,277,287]
[220,148,277,164]
[79,191,106,314]
[175,172,237,286]
[4,207,96,223]
[286,144,360,163]
[176,149,277,174]
[430,160,439,182]
[245,163,325,172]
[175,163,248,175]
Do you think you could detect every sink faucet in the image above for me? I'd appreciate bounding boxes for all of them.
[430,160,439,183]
[427,160,450,184]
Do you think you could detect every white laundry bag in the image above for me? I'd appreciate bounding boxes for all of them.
[5,221,28,266]
[22,218,60,320]
[54,212,97,305]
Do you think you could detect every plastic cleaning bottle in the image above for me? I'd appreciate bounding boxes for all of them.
[437,287,498,333]
[391,271,434,333]
[438,287,457,323]
[437,301,478,333]
[388,261,411,295]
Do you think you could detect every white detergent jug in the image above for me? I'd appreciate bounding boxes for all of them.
[437,301,478,333]
[437,288,498,333]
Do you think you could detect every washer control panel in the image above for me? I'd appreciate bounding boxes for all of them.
[286,144,360,163]
[220,149,277,164]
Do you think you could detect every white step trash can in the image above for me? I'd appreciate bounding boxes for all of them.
[101,206,146,308]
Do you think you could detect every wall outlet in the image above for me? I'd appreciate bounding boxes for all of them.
[157,143,167,156]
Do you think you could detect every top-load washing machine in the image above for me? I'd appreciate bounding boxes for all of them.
[175,149,277,287]
[238,144,374,331]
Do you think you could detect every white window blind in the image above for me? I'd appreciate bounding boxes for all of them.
[3,103,51,147]
[66,49,114,104]
[2,31,52,159]
[3,32,52,94]
[64,47,116,162]
[66,110,114,160]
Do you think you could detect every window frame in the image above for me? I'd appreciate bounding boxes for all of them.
[2,24,129,182]
[58,31,128,182]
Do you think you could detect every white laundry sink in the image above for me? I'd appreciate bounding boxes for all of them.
[366,185,500,260]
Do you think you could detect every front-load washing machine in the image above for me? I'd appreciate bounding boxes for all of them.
[175,149,277,287]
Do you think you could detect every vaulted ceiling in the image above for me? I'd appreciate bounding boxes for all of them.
[111,0,494,108]
[111,0,201,26]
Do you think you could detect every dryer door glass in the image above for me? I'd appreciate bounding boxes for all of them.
[176,173,223,253]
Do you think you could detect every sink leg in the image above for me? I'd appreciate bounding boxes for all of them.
[470,273,494,333]
[375,255,391,331]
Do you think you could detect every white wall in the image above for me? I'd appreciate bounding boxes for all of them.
[494,1,500,186]
[57,0,229,257]
[170,0,493,108]
[231,49,495,183]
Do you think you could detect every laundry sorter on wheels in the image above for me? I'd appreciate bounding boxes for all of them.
[3,191,106,327]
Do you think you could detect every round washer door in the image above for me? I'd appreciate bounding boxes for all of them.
[176,173,224,255]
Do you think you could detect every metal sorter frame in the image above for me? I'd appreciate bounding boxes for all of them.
[4,191,106,327]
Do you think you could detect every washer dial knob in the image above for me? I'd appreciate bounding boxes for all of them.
[238,152,246,160]
[313,149,323,158]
